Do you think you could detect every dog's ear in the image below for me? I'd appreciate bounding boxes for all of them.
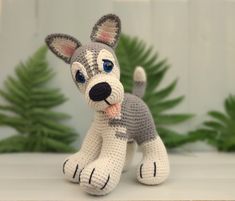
[90,14,121,49]
[45,34,81,64]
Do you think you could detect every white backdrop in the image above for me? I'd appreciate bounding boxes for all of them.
[0,0,235,150]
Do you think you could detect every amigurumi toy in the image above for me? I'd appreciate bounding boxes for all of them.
[45,14,169,196]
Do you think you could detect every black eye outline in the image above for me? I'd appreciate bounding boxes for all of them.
[75,70,86,83]
[102,59,114,73]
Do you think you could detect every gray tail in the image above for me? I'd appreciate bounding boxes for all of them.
[132,66,147,99]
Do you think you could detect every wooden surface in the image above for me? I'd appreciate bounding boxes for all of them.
[0,152,234,200]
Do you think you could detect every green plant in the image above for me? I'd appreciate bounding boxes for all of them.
[116,34,195,148]
[0,46,78,152]
[200,95,235,151]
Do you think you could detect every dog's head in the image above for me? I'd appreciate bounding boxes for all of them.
[45,14,124,115]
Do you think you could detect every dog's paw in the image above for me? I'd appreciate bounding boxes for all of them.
[136,159,169,185]
[80,159,121,195]
[62,154,88,183]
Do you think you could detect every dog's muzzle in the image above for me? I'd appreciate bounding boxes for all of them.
[89,82,112,101]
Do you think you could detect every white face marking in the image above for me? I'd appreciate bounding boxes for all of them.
[70,47,123,111]
[71,62,88,93]
[97,49,120,79]
[85,73,124,111]
[85,50,95,76]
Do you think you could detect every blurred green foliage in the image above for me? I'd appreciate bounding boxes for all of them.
[0,46,78,152]
[198,95,235,151]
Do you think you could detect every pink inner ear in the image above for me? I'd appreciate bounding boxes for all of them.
[99,32,112,43]
[53,39,77,58]
[62,44,76,57]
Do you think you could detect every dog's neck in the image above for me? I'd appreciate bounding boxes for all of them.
[94,111,109,123]
[94,109,121,122]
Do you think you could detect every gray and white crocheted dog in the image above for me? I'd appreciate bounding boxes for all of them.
[45,14,169,196]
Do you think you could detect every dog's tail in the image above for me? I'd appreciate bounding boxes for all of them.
[132,66,146,99]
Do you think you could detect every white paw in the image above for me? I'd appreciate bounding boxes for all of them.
[80,159,122,195]
[62,154,88,183]
[136,159,169,185]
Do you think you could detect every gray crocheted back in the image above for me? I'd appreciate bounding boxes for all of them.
[109,93,157,144]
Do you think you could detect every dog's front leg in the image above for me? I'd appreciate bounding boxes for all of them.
[80,126,128,195]
[63,123,102,183]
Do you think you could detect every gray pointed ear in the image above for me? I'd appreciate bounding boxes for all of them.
[90,14,121,49]
[45,33,81,64]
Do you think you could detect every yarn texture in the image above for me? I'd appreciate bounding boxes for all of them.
[45,13,170,196]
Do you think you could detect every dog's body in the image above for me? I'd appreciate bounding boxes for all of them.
[46,14,169,196]
[109,93,156,144]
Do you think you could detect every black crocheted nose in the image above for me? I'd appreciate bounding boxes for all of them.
[89,82,112,101]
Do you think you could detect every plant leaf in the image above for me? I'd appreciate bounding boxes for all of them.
[196,94,235,151]
[42,138,76,152]
[0,46,79,152]
[150,96,184,113]
[144,79,177,102]
[0,135,28,152]
[155,114,194,125]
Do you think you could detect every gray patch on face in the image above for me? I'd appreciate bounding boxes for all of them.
[109,93,157,144]
[70,42,119,78]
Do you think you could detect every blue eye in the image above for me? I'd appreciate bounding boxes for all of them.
[103,59,114,73]
[75,70,86,83]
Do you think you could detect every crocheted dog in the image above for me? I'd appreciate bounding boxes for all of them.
[45,14,169,195]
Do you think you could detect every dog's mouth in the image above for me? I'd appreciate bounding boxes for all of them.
[104,99,112,106]
[104,99,121,119]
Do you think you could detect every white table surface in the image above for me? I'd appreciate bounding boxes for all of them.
[0,152,234,200]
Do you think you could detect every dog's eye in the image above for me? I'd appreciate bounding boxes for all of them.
[102,59,113,73]
[75,70,86,83]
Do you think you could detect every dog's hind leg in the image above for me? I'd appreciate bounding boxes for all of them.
[136,136,170,185]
